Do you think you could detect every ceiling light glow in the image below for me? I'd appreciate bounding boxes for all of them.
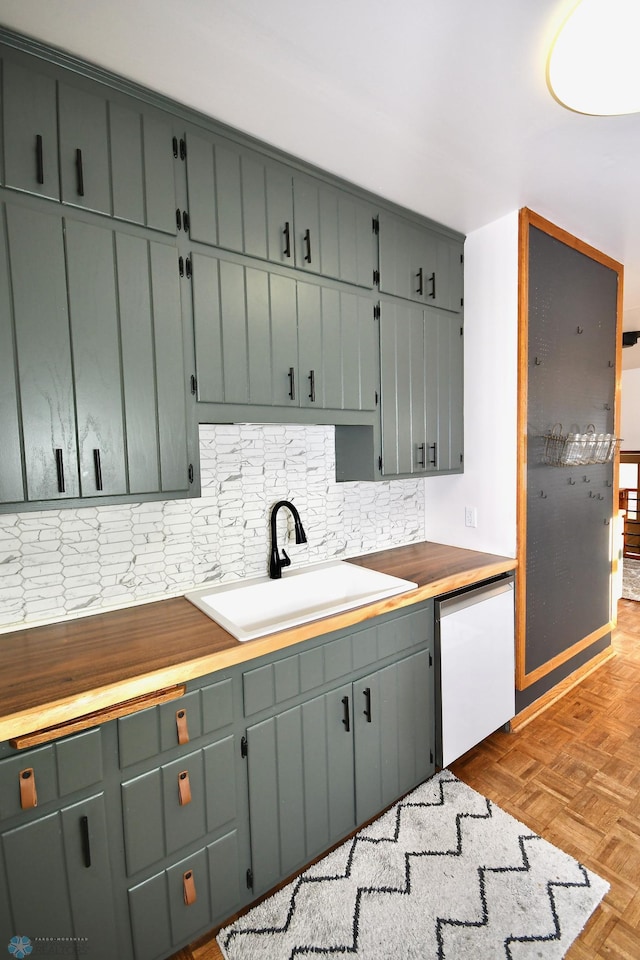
[547,0,640,115]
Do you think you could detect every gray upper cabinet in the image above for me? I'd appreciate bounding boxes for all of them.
[184,124,375,288]
[192,249,377,412]
[1,47,178,234]
[0,200,193,510]
[380,299,464,477]
[2,57,60,200]
[378,211,464,313]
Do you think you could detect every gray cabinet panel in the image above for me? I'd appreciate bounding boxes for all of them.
[116,233,162,493]
[201,677,234,734]
[0,745,56,820]
[2,58,59,200]
[7,204,79,500]
[159,691,203,751]
[297,280,323,409]
[208,829,242,922]
[269,273,299,405]
[215,143,244,253]
[141,112,177,235]
[58,82,110,214]
[128,870,172,960]
[56,728,103,796]
[61,793,119,960]
[122,768,165,875]
[149,240,190,492]
[65,218,127,496]
[0,208,23,503]
[185,130,218,246]
[3,812,74,941]
[241,153,269,260]
[219,259,249,403]
[204,736,236,832]
[118,706,160,768]
[246,682,354,895]
[162,751,206,856]
[266,162,295,265]
[110,100,145,226]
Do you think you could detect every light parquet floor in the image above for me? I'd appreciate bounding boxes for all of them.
[172,598,640,960]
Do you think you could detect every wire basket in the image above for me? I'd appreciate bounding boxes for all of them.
[542,424,621,466]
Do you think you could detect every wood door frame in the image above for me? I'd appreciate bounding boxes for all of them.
[516,208,624,690]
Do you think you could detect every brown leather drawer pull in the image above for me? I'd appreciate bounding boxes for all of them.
[176,708,189,745]
[178,770,192,806]
[19,768,38,809]
[183,869,197,905]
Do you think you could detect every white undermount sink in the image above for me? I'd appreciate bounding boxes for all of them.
[185,560,418,641]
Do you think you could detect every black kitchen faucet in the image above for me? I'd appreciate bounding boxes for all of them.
[269,500,307,579]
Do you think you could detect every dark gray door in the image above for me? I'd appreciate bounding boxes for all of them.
[380,300,425,476]
[7,204,80,501]
[246,683,355,895]
[2,57,60,200]
[424,308,464,473]
[379,212,463,313]
[64,219,127,497]
[61,794,119,960]
[58,81,111,215]
[0,206,24,504]
[353,649,433,825]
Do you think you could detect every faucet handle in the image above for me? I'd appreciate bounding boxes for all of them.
[281,549,291,569]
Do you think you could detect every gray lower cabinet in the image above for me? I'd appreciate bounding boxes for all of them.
[0,200,194,510]
[184,123,375,288]
[191,249,377,412]
[378,210,464,313]
[244,613,435,897]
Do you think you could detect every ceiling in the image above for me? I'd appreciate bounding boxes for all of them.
[2,0,640,368]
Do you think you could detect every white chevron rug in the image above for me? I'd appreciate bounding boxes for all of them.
[218,771,608,960]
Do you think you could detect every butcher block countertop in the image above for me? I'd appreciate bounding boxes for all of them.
[0,541,516,743]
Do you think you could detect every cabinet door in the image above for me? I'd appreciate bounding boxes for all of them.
[379,212,463,313]
[0,207,24,504]
[293,175,374,288]
[61,794,119,960]
[246,683,355,895]
[7,204,80,500]
[298,283,377,412]
[65,219,127,496]
[353,649,434,825]
[192,252,298,407]
[2,57,60,200]
[380,300,425,476]
[425,309,464,473]
[109,103,177,235]
[59,81,111,215]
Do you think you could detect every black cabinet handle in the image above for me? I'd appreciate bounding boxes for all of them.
[428,271,436,299]
[183,210,190,232]
[80,815,91,868]
[429,441,438,468]
[341,696,350,733]
[35,134,44,185]
[363,687,372,723]
[172,136,179,158]
[75,148,85,197]
[288,366,296,401]
[55,449,65,494]
[283,221,291,258]
[179,256,184,277]
[303,229,312,264]
[93,449,103,491]
[308,369,316,402]
[416,267,423,296]
[176,208,182,231]
[185,257,192,279]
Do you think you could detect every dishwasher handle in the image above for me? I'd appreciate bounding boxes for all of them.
[437,575,514,619]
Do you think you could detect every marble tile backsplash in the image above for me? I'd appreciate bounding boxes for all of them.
[0,424,425,632]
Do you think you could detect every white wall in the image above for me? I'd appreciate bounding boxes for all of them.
[424,210,519,558]
[621,367,640,449]
[0,424,425,633]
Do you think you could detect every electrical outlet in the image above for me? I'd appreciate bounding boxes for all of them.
[464,506,477,528]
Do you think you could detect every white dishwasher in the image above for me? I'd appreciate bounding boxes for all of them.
[435,574,515,767]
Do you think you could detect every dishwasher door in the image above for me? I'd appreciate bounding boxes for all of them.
[436,575,515,767]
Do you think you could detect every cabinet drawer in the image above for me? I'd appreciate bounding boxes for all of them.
[122,736,236,875]
[118,678,234,768]
[0,728,103,821]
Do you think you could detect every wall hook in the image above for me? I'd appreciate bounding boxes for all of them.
[583,475,591,483]
[603,403,611,410]
[534,357,542,366]
[568,477,576,485]
[606,480,612,487]
[597,493,604,500]
[604,519,610,525]
[608,360,614,367]
[576,325,584,334]
[540,490,547,499]
[589,490,595,498]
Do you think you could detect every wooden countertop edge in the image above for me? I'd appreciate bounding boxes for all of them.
[0,553,516,742]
